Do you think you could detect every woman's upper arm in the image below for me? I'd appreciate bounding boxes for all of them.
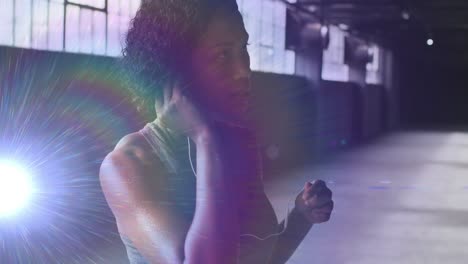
[99,148,191,263]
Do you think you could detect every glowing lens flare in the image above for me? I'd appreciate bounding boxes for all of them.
[0,159,34,217]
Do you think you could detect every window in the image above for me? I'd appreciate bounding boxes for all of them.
[0,0,293,72]
[0,0,141,56]
[366,44,383,84]
[238,0,295,74]
[68,0,105,9]
[0,0,14,46]
[322,25,349,82]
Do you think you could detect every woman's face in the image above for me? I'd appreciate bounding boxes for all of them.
[190,9,252,128]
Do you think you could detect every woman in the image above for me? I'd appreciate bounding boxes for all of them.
[99,1,334,263]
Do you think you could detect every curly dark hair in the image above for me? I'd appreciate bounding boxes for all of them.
[120,0,240,121]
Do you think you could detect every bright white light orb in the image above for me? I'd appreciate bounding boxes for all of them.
[0,160,34,217]
[427,38,434,46]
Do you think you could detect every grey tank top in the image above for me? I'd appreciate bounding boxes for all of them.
[120,120,197,264]
[120,120,276,264]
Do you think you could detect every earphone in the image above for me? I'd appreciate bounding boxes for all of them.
[187,136,305,241]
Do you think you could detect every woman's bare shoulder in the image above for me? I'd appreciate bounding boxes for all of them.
[99,132,168,206]
[114,132,149,154]
[100,131,163,180]
[108,132,157,164]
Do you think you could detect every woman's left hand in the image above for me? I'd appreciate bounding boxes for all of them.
[294,180,334,224]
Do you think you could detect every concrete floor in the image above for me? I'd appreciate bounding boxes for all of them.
[264,130,468,264]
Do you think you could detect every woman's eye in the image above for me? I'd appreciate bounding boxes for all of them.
[216,50,230,61]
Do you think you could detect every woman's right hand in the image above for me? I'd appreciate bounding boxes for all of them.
[155,79,215,141]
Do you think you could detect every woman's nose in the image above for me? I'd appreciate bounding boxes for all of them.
[232,55,251,80]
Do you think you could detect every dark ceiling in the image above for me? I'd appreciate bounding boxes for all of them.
[287,0,468,50]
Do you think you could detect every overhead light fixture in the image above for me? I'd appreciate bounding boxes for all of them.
[401,10,410,20]
[339,23,349,31]
[320,25,329,37]
[307,6,317,12]
[427,38,434,46]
